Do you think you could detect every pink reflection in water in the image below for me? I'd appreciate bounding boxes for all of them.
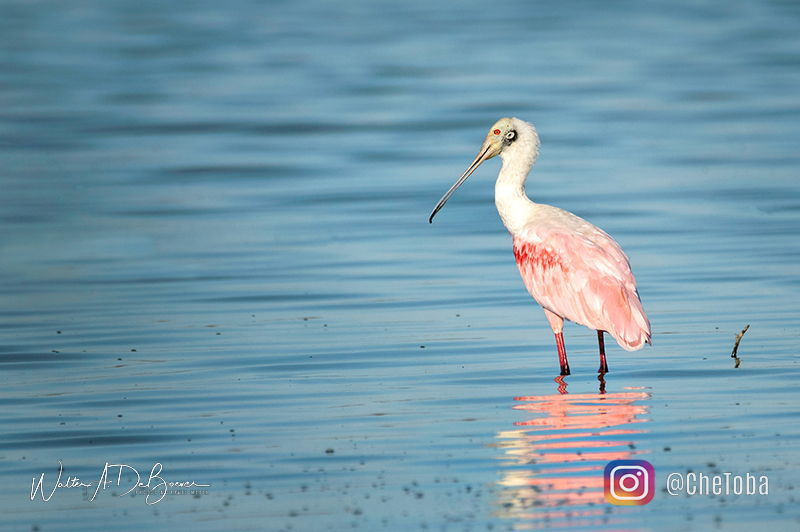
[492,377,651,530]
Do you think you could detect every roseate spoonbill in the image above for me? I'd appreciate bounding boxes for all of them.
[429,118,651,375]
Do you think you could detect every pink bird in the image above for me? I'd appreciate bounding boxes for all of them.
[429,117,651,375]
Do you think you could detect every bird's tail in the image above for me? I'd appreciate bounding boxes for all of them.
[605,286,652,351]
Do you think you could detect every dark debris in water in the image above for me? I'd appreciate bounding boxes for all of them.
[730,324,750,369]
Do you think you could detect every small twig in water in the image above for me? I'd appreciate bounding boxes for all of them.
[731,324,750,359]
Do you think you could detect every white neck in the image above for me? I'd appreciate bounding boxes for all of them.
[494,118,540,235]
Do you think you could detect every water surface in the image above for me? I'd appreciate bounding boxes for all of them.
[1,0,799,530]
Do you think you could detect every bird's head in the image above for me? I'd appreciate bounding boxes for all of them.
[484,117,518,158]
[429,117,538,223]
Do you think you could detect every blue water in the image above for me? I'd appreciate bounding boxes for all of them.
[2,0,800,530]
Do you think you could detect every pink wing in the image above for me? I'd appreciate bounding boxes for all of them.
[513,223,651,351]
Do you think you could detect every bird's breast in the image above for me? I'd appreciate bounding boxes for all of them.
[513,238,567,272]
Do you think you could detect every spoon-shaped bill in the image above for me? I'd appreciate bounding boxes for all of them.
[429,140,498,223]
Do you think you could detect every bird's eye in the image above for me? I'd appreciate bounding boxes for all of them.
[506,131,516,140]
[493,129,501,135]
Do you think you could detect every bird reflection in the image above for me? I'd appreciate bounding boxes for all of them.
[491,377,651,528]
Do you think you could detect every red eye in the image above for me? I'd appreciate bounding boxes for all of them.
[493,129,501,135]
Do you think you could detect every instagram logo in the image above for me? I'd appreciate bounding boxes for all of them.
[604,460,654,505]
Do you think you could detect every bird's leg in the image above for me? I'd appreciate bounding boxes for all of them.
[597,331,609,374]
[543,309,570,375]
[555,332,570,376]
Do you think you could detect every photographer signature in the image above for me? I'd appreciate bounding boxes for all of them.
[31,461,210,505]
